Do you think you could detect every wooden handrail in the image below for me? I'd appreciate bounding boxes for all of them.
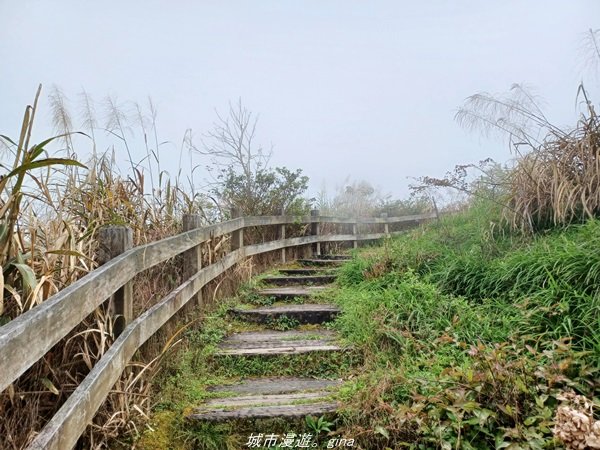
[0,217,244,394]
[0,212,435,450]
[242,212,437,226]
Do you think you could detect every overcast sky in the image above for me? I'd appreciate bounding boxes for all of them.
[1,1,599,199]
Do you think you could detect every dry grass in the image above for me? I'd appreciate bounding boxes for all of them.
[452,79,600,233]
[452,30,600,232]
[0,90,216,449]
[0,86,313,449]
[504,94,600,231]
[0,86,196,449]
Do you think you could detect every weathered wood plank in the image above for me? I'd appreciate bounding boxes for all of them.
[97,226,134,337]
[311,209,321,256]
[315,212,437,224]
[316,255,352,260]
[278,208,286,263]
[381,212,389,235]
[219,330,337,351]
[297,259,346,266]
[183,214,203,306]
[277,268,330,276]
[230,207,243,251]
[187,401,339,422]
[219,339,336,350]
[242,212,436,226]
[217,344,342,356]
[257,286,326,299]
[207,377,341,395]
[261,275,336,286]
[202,391,332,408]
[223,330,336,342]
[229,304,340,325]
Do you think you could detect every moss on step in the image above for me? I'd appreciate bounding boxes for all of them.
[213,349,361,378]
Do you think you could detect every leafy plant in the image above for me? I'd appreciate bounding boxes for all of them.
[0,87,85,309]
[271,315,300,331]
[305,415,335,435]
[243,290,276,306]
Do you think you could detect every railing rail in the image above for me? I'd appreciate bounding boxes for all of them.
[0,211,436,450]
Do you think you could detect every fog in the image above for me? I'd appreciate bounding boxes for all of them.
[1,1,599,198]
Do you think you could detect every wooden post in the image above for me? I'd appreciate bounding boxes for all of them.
[183,214,203,306]
[97,226,133,337]
[231,207,243,251]
[352,221,358,249]
[381,212,389,235]
[431,196,440,221]
[278,208,286,263]
[310,209,320,256]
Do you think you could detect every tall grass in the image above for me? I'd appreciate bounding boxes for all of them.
[455,83,600,233]
[505,94,600,232]
[373,203,600,357]
[0,86,293,449]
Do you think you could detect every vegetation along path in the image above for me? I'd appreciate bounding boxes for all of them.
[137,206,600,449]
[138,255,361,449]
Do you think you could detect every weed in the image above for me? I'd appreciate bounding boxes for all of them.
[245,291,276,306]
[305,415,335,435]
[270,315,300,331]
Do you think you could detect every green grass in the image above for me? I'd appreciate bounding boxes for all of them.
[328,201,600,449]
[140,202,600,449]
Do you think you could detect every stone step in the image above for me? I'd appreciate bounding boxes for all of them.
[297,259,346,267]
[187,377,341,423]
[256,286,326,299]
[261,275,337,286]
[216,330,342,356]
[229,304,340,325]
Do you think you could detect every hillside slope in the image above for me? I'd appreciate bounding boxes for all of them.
[331,203,599,449]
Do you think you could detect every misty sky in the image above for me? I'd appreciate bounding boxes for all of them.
[1,1,599,199]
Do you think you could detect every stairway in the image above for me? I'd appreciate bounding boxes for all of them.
[186,255,351,424]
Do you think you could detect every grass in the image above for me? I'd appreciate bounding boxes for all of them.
[326,203,600,449]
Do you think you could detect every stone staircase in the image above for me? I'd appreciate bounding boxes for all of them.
[186,256,350,423]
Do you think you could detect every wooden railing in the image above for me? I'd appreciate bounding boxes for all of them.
[0,210,436,450]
